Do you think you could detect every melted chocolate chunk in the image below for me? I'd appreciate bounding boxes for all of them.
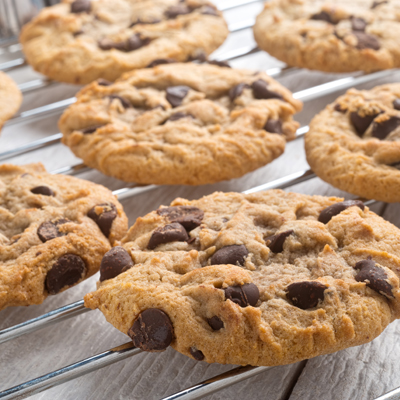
[251,79,283,100]
[264,119,283,134]
[37,219,69,243]
[31,186,55,197]
[98,34,150,52]
[318,200,365,224]
[350,110,381,136]
[265,230,294,253]
[88,203,117,238]
[353,31,380,50]
[207,316,224,331]
[148,223,189,250]
[310,11,335,24]
[81,125,104,134]
[351,17,367,32]
[100,246,133,281]
[108,95,131,109]
[224,283,259,307]
[229,83,250,101]
[45,254,86,295]
[286,281,327,309]
[166,86,191,107]
[210,244,248,266]
[371,115,400,140]
[157,206,204,231]
[97,79,112,86]
[71,0,91,14]
[190,347,205,360]
[393,99,400,110]
[207,60,231,68]
[166,112,194,122]
[165,4,191,19]
[129,18,161,27]
[355,259,394,298]
[128,309,174,351]
[147,58,177,68]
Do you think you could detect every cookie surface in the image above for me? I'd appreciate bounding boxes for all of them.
[0,163,128,310]
[59,63,302,185]
[20,0,229,84]
[253,0,399,73]
[85,190,400,366]
[0,72,22,131]
[305,83,400,203]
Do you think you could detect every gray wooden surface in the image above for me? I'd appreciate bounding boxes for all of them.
[1,1,400,399]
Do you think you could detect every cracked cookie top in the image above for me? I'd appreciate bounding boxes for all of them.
[0,163,128,310]
[305,83,400,203]
[20,0,229,84]
[59,63,302,185]
[254,0,400,73]
[85,190,400,366]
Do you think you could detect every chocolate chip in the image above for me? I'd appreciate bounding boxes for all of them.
[108,95,131,109]
[265,230,294,253]
[371,0,388,9]
[371,115,400,140]
[73,30,84,37]
[147,58,177,68]
[148,223,189,250]
[353,31,380,50]
[318,200,365,224]
[166,112,195,122]
[310,11,335,24]
[128,309,173,351]
[334,103,347,113]
[351,17,367,32]
[37,219,69,243]
[224,283,259,307]
[98,34,150,52]
[264,119,283,134]
[129,18,161,27]
[201,5,219,16]
[97,79,112,86]
[350,110,381,136]
[45,254,86,295]
[393,99,400,110]
[207,60,231,68]
[189,51,207,63]
[100,246,133,281]
[355,259,393,298]
[166,86,191,107]
[81,125,104,134]
[190,347,205,360]
[165,4,191,18]
[88,203,117,238]
[210,244,248,266]
[286,281,327,309]
[229,83,250,101]
[31,186,55,197]
[251,79,283,100]
[71,0,91,13]
[157,206,204,231]
[207,316,224,331]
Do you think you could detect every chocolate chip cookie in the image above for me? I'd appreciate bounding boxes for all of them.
[20,0,229,84]
[84,190,400,366]
[59,63,303,185]
[253,0,399,73]
[0,72,22,132]
[305,83,400,203]
[0,163,128,310]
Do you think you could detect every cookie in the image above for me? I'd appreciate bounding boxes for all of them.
[59,63,303,185]
[305,83,400,203]
[0,163,128,310]
[253,0,399,73]
[19,0,229,85]
[85,189,400,366]
[0,72,22,132]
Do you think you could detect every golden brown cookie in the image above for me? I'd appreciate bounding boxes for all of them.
[305,83,400,203]
[20,0,229,84]
[85,190,400,366]
[0,163,128,310]
[0,72,22,132]
[59,63,302,185]
[253,0,398,73]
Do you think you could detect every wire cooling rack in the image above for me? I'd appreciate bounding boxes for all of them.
[1,1,400,399]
